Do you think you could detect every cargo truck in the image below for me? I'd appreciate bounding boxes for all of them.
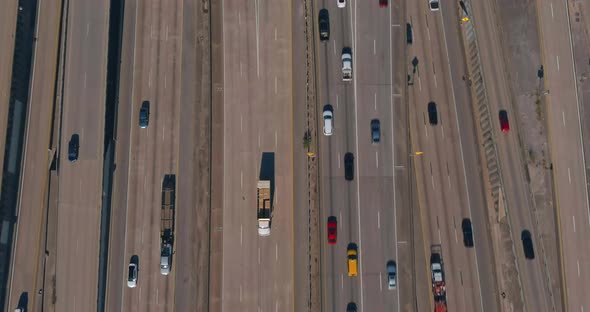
[430,245,447,312]
[257,180,272,236]
[160,174,175,275]
[342,47,352,81]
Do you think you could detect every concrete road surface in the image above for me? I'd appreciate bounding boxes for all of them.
[6,0,62,311]
[114,0,183,311]
[55,0,109,311]
[0,0,19,173]
[221,0,294,311]
[468,0,559,310]
[316,0,407,311]
[407,0,498,311]
[536,0,590,310]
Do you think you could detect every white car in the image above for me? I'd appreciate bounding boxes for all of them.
[429,0,440,11]
[323,105,334,136]
[337,0,346,8]
[127,263,138,288]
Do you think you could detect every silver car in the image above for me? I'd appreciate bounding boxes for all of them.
[323,105,334,136]
[387,260,396,290]
[127,263,138,288]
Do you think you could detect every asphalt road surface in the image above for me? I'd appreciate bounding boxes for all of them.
[54,0,109,311]
[536,0,590,310]
[221,0,294,311]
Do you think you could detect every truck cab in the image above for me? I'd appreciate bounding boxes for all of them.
[160,243,172,275]
[342,47,352,81]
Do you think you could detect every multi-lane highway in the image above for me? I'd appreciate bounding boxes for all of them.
[221,0,294,311]
[54,0,109,310]
[317,1,405,311]
[6,0,590,311]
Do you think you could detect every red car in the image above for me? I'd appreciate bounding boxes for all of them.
[379,0,388,7]
[499,110,510,133]
[327,216,337,245]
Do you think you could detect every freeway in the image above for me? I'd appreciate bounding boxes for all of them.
[5,0,62,311]
[536,0,590,309]
[407,0,499,311]
[221,0,294,311]
[108,0,183,310]
[316,0,407,311]
[54,0,109,311]
[468,0,559,310]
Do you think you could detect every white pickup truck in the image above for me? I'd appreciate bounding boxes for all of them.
[342,47,352,81]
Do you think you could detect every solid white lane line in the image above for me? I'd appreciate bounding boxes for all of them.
[556,55,560,71]
[338,152,341,168]
[578,260,581,277]
[240,62,243,77]
[454,227,458,243]
[441,125,445,139]
[258,247,261,264]
[433,73,438,88]
[418,76,422,91]
[563,111,566,126]
[336,94,339,109]
[431,175,435,189]
[275,131,278,149]
[377,210,381,229]
[258,131,261,147]
[240,224,243,245]
[568,167,572,183]
[276,243,278,261]
[240,115,243,132]
[275,76,278,94]
[379,272,383,292]
[275,27,277,41]
[240,171,243,189]
[373,39,376,55]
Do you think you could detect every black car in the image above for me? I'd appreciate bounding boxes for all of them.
[406,23,413,44]
[428,101,438,125]
[371,119,380,143]
[68,134,79,162]
[139,100,150,128]
[346,302,357,312]
[318,9,330,41]
[344,152,354,181]
[521,230,535,259]
[462,218,474,248]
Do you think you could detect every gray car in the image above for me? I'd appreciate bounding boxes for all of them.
[387,260,396,289]
[139,100,150,128]
[371,119,380,143]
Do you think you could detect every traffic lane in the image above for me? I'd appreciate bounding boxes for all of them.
[438,2,501,310]
[56,160,102,311]
[7,0,61,308]
[221,0,293,310]
[0,0,18,157]
[257,0,294,307]
[56,0,108,310]
[537,1,590,308]
[477,13,551,309]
